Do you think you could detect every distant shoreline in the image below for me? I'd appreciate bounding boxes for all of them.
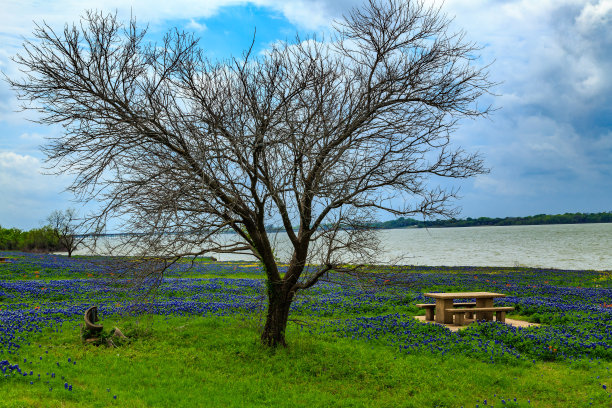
[3,211,611,239]
[373,211,612,230]
[81,211,612,236]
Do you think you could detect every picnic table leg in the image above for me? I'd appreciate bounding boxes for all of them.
[435,299,454,324]
[454,312,464,326]
[475,298,494,321]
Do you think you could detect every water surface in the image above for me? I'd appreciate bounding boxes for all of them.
[375,223,612,270]
[77,223,612,270]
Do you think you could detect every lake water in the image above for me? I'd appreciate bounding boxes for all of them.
[375,223,612,270]
[78,223,612,271]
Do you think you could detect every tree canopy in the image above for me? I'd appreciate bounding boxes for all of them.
[8,0,493,346]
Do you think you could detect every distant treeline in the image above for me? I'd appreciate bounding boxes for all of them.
[2,211,611,250]
[0,226,62,252]
[375,211,612,229]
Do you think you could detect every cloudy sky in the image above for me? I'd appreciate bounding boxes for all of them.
[0,0,611,230]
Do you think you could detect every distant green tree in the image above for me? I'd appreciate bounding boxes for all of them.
[0,227,23,250]
[0,225,60,252]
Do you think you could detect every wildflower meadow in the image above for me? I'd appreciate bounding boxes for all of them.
[1,252,611,407]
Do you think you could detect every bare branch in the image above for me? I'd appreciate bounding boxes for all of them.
[8,0,494,347]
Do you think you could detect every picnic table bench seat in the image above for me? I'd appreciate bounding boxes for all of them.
[416,302,477,321]
[446,306,514,326]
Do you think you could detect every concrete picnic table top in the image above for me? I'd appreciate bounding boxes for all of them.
[423,292,507,299]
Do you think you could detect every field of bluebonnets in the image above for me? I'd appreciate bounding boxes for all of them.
[1,251,612,406]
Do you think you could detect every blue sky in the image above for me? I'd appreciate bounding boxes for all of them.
[1,0,611,229]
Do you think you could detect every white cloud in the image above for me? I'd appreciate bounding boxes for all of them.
[271,1,335,29]
[0,0,347,38]
[0,151,39,172]
[0,151,67,193]
[468,113,612,200]
[576,0,612,30]
[431,1,612,209]
[473,174,528,197]
[186,19,207,32]
[0,151,73,228]
[18,132,45,141]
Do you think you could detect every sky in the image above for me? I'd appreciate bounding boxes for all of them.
[0,0,611,230]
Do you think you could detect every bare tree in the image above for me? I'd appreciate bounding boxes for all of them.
[47,209,86,257]
[8,0,493,346]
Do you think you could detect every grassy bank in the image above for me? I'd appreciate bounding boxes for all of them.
[1,252,612,407]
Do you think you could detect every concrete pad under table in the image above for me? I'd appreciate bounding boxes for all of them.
[413,315,539,332]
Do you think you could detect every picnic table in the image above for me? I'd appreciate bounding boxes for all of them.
[422,291,512,325]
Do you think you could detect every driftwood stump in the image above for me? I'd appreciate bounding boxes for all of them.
[82,307,129,347]
[84,306,103,333]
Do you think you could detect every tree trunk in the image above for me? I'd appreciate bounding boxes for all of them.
[67,236,74,257]
[258,231,306,347]
[261,282,293,347]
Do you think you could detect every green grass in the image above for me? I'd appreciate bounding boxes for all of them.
[2,254,612,406]
[2,315,611,408]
